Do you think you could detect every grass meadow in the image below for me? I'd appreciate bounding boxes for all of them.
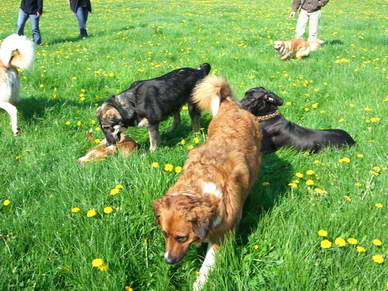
[0,0,387,290]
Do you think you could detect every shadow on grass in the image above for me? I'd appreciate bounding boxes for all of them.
[237,153,293,245]
[324,39,344,46]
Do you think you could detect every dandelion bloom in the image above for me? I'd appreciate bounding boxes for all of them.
[356,154,364,158]
[71,207,81,213]
[179,139,186,145]
[151,162,160,168]
[262,181,270,186]
[321,240,332,249]
[372,166,381,172]
[110,188,120,195]
[253,244,259,250]
[339,157,351,163]
[317,230,328,237]
[125,287,133,291]
[187,145,194,150]
[356,246,366,253]
[344,195,352,201]
[164,164,174,172]
[174,166,182,173]
[76,121,82,126]
[65,121,71,125]
[335,237,346,247]
[92,258,104,267]
[103,207,113,214]
[306,179,314,186]
[372,239,382,246]
[115,184,124,190]
[314,188,327,195]
[288,182,297,188]
[347,238,358,245]
[2,200,11,206]
[306,170,315,175]
[87,209,97,217]
[98,264,108,271]
[192,137,200,144]
[94,138,101,144]
[295,172,304,178]
[374,203,383,208]
[372,255,384,264]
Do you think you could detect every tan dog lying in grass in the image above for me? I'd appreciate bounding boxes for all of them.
[152,76,262,290]
[273,39,323,60]
[76,130,137,166]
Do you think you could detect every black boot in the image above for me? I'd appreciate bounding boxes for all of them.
[80,28,88,38]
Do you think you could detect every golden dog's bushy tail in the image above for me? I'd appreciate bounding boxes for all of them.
[192,75,235,116]
[0,34,34,70]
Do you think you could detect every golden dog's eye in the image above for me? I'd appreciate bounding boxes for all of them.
[175,236,187,243]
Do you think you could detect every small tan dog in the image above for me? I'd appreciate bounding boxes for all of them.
[273,39,323,60]
[152,76,262,290]
[0,34,34,135]
[76,130,137,166]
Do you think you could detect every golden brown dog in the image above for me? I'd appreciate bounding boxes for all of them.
[152,76,262,290]
[273,39,322,60]
[76,130,137,166]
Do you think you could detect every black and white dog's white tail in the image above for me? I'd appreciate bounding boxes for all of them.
[0,34,34,70]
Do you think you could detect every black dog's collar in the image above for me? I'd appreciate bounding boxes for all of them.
[257,110,280,121]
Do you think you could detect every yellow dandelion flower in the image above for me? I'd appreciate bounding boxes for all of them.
[375,203,384,208]
[356,246,366,253]
[354,182,362,187]
[179,139,186,145]
[193,137,200,144]
[372,255,384,264]
[187,145,194,150]
[164,164,174,172]
[151,162,160,168]
[95,127,101,131]
[372,166,381,172]
[306,179,315,186]
[369,171,380,176]
[110,188,120,195]
[317,229,328,237]
[91,120,96,125]
[253,244,259,250]
[344,195,352,201]
[98,264,108,271]
[71,207,81,213]
[15,155,22,160]
[182,105,188,111]
[321,240,332,249]
[339,157,351,163]
[65,121,71,125]
[262,181,270,186]
[295,172,304,178]
[356,154,364,158]
[115,184,124,190]
[94,138,101,144]
[125,287,133,291]
[2,200,11,206]
[87,209,97,217]
[92,258,104,267]
[347,238,358,245]
[76,121,82,126]
[372,239,383,246]
[335,237,346,247]
[174,166,182,173]
[314,188,327,194]
[288,182,298,188]
[306,170,315,175]
[103,207,113,214]
[311,103,319,109]
[338,118,345,123]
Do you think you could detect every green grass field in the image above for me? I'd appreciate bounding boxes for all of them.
[0,0,387,290]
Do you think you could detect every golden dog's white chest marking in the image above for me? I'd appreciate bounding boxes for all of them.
[202,182,222,199]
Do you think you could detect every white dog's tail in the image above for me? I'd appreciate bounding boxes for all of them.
[308,39,323,52]
[0,34,34,70]
[192,76,235,116]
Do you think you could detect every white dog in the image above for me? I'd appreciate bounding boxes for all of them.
[0,34,34,135]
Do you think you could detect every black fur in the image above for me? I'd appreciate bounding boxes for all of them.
[240,87,356,153]
[97,63,211,146]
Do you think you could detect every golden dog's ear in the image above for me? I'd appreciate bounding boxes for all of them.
[152,198,164,225]
[189,205,215,240]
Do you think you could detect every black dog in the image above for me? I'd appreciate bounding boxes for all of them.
[240,87,355,153]
[97,63,211,151]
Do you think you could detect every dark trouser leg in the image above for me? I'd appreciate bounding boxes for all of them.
[16,9,29,36]
[75,7,89,37]
[29,13,41,44]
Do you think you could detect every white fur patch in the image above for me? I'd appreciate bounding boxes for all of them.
[0,34,34,70]
[210,97,220,116]
[212,216,222,228]
[138,118,149,128]
[202,182,222,199]
[164,252,169,261]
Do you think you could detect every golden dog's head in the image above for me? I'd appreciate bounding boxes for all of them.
[152,194,217,264]
[273,40,284,51]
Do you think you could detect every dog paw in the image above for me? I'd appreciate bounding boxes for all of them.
[13,128,21,136]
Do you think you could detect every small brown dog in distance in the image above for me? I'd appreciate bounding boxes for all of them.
[273,39,323,60]
[152,76,262,290]
[76,130,136,166]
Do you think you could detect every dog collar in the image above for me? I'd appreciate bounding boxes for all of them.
[256,110,280,121]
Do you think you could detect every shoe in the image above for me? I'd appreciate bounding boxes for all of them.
[80,29,88,38]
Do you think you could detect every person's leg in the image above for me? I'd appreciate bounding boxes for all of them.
[308,10,321,41]
[75,7,88,37]
[29,13,41,45]
[295,9,309,39]
[16,9,29,36]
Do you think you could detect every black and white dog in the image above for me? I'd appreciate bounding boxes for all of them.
[240,87,355,153]
[97,63,211,151]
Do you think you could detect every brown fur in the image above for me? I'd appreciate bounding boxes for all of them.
[152,76,262,278]
[76,130,137,166]
[274,39,321,60]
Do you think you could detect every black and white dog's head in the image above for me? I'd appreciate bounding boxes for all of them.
[240,87,283,116]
